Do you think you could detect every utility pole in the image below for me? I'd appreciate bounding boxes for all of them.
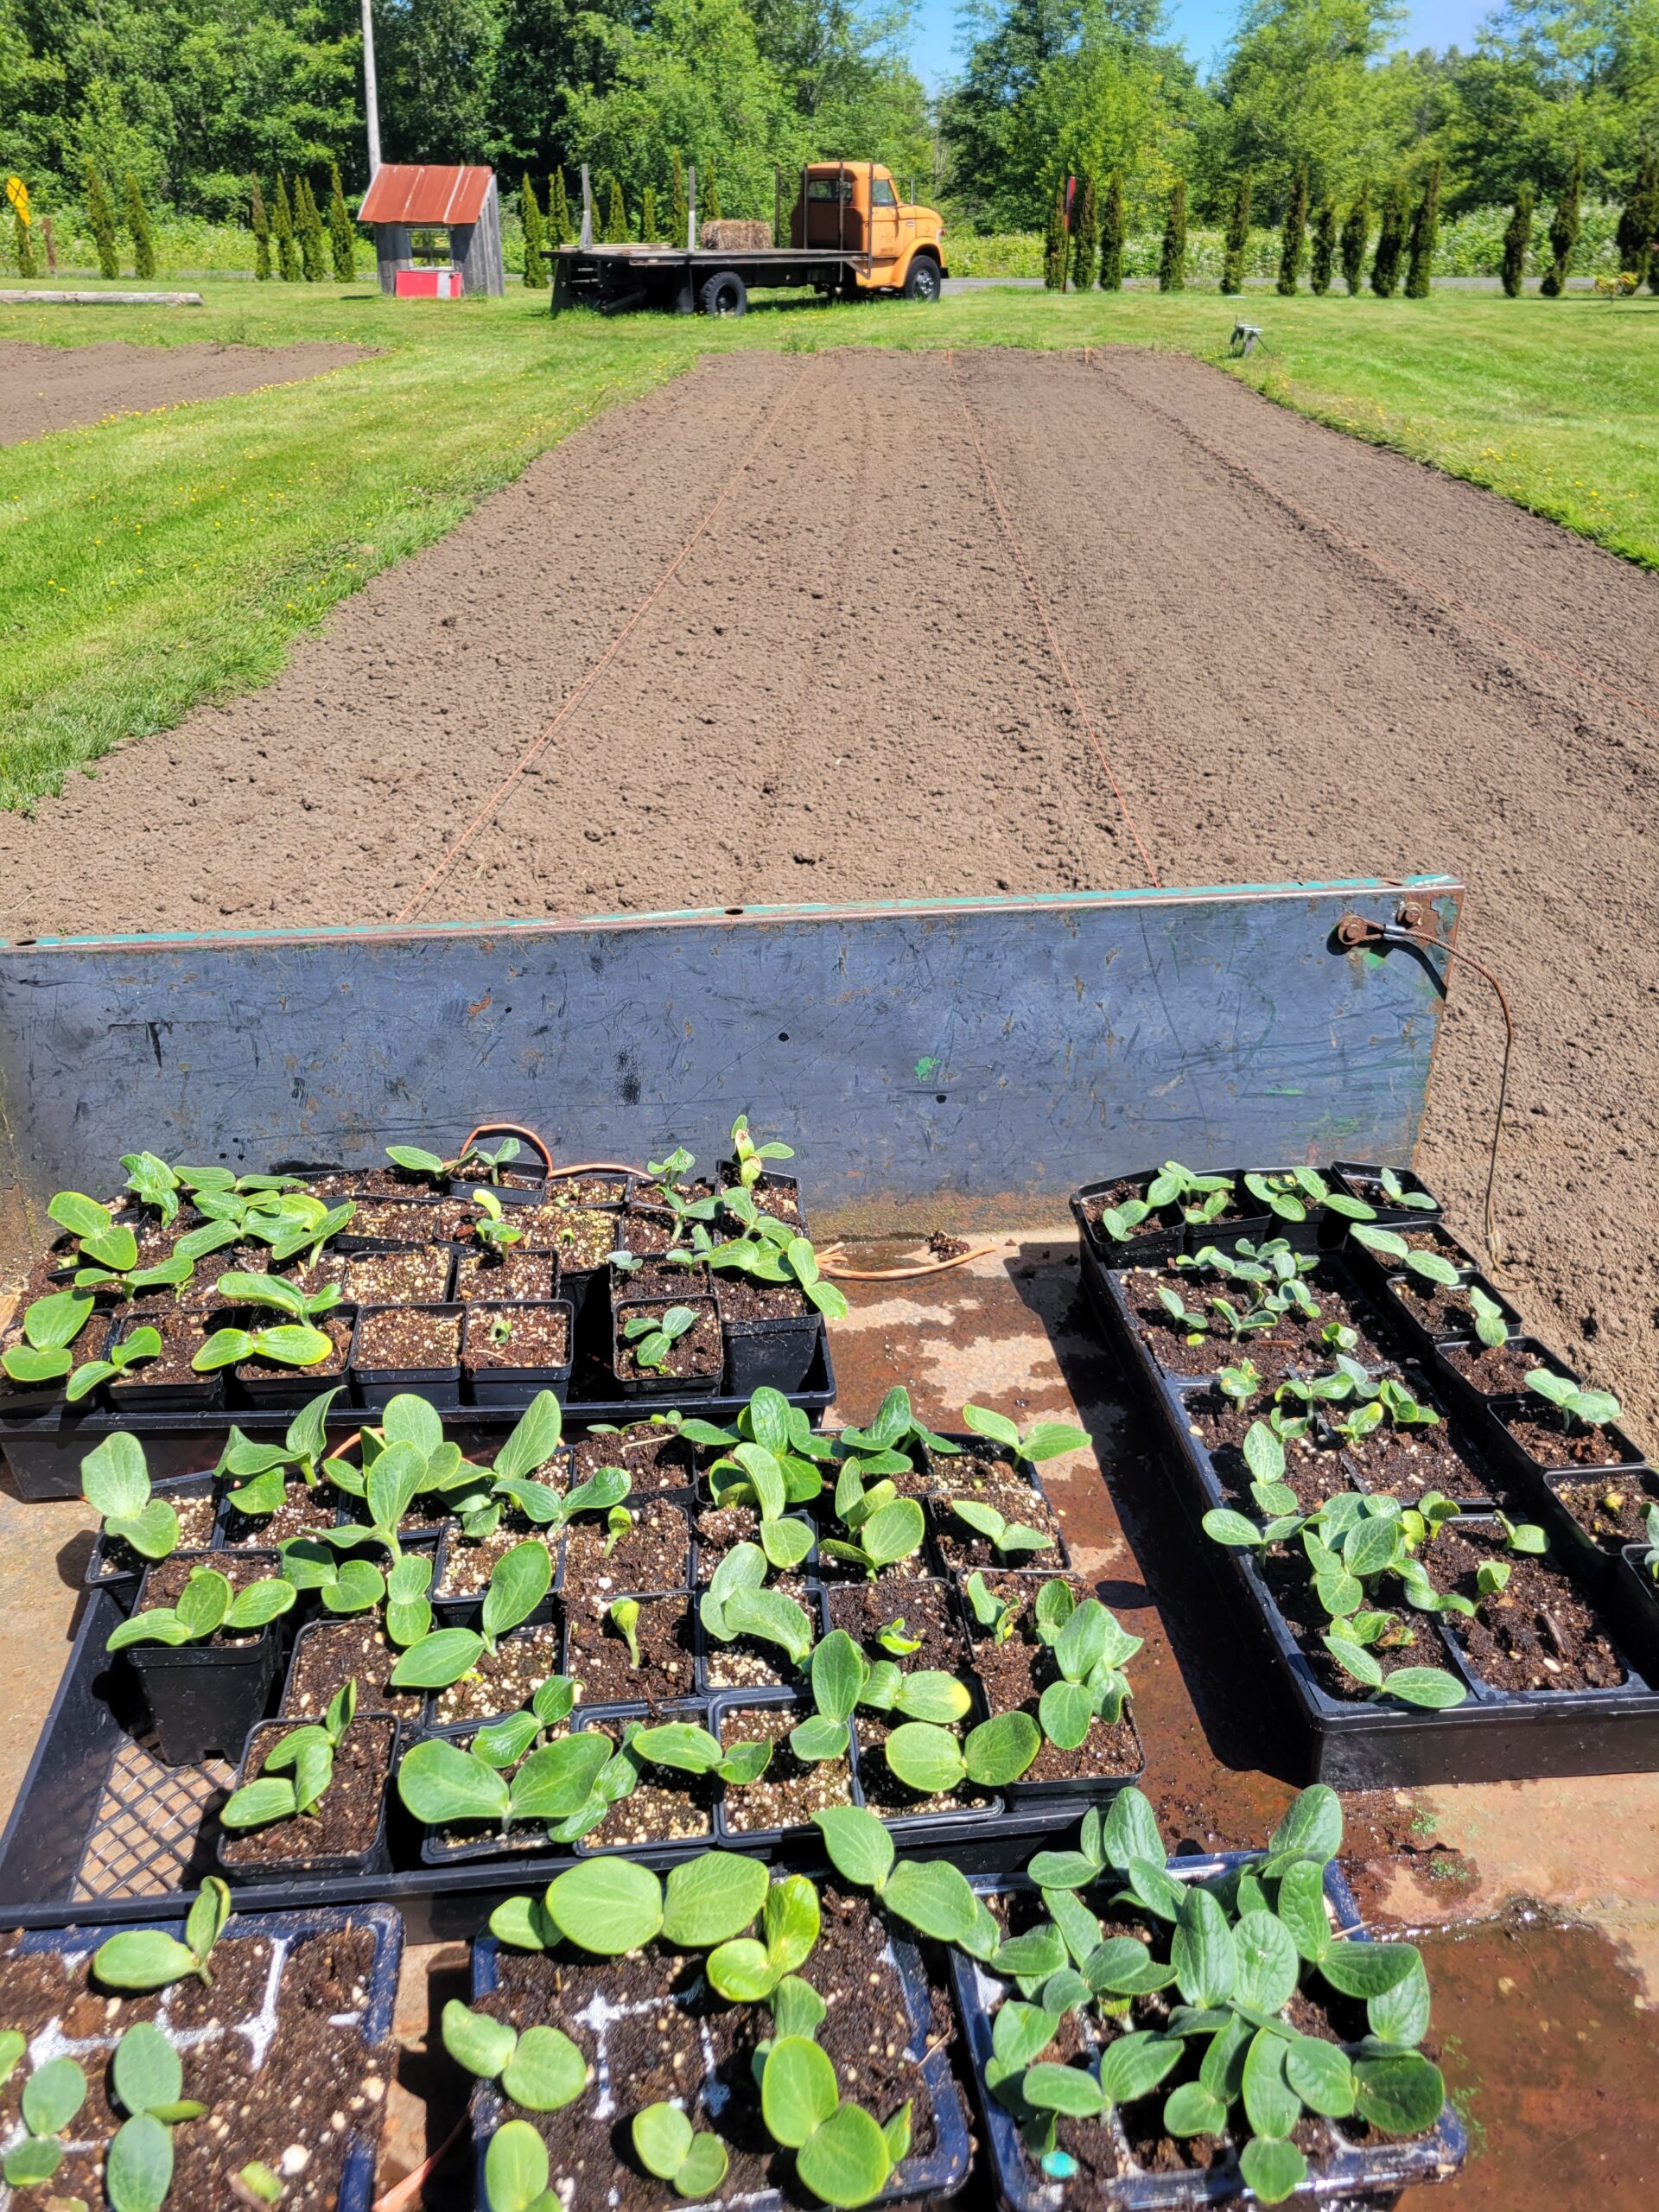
[361,0,382,177]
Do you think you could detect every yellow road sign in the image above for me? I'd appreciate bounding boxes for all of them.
[5,176,29,225]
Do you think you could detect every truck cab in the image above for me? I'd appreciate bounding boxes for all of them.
[791,162,947,300]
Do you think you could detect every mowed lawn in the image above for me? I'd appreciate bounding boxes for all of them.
[3,277,1657,810]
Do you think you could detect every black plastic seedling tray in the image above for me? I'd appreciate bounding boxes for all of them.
[5,1902,404,2212]
[951,1855,1466,2212]
[0,1335,836,1501]
[1085,1258,1659,1789]
[467,1887,973,2212]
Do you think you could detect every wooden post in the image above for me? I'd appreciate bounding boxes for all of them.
[374,221,410,296]
[687,165,696,250]
[454,176,505,296]
[580,165,593,251]
[41,216,56,273]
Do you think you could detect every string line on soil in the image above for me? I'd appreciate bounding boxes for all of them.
[944,349,1164,890]
[1088,356,1659,740]
[388,357,817,927]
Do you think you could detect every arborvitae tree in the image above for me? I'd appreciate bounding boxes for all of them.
[123,173,156,279]
[1276,161,1308,295]
[1339,188,1370,295]
[1614,148,1657,288]
[603,173,626,242]
[1220,171,1251,294]
[1160,176,1187,292]
[1099,170,1125,291]
[1370,175,1408,296]
[84,162,119,279]
[1500,183,1533,296]
[272,173,299,280]
[520,175,547,285]
[1071,172,1097,292]
[549,170,571,249]
[1405,158,1441,296]
[327,162,355,281]
[14,209,35,278]
[669,154,687,248]
[1310,201,1337,293]
[251,174,271,280]
[1043,175,1068,289]
[641,182,658,241]
[297,176,327,280]
[1541,148,1582,296]
[703,163,722,222]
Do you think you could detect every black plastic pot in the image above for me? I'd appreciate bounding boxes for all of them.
[719,1168,808,1233]
[460,1298,575,1409]
[5,1904,402,2212]
[124,1549,286,1765]
[708,1691,861,1849]
[1377,1267,1524,1361]
[467,1889,972,2212]
[107,1310,223,1414]
[569,1699,721,1858]
[953,1854,1466,2212]
[1332,1158,1445,1228]
[0,1308,112,1418]
[1430,1332,1577,1421]
[719,1301,824,1396]
[350,1302,463,1413]
[1486,1394,1650,1484]
[1069,1175,1185,1270]
[612,1294,721,1398]
[86,1472,220,1598]
[234,1308,357,1414]
[219,1713,398,1880]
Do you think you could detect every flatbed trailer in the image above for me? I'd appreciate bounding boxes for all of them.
[551,242,948,316]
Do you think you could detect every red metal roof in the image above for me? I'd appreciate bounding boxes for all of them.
[358,165,494,226]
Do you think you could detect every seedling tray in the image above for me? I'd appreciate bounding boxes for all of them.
[467,1887,973,2212]
[4,1900,404,2212]
[0,1337,836,1501]
[951,1855,1466,2212]
[1086,1259,1659,1788]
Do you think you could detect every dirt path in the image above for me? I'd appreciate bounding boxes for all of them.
[0,339,371,443]
[2,345,1655,1431]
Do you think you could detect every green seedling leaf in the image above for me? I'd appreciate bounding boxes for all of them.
[762,2036,841,2149]
[1171,1888,1236,2009]
[1164,2080,1228,2137]
[1320,1941,1421,1999]
[1268,1783,1343,1865]
[502,2024,588,2112]
[105,2110,174,2212]
[1098,2030,1183,2105]
[1233,1910,1300,2013]
[1238,2133,1308,2205]
[488,1895,562,1952]
[1021,2062,1105,2117]
[795,2101,895,2209]
[660,1851,770,1948]
[545,1859,664,1954]
[484,2118,552,2212]
[811,1806,893,1891]
[632,2103,694,2181]
[397,1738,512,1826]
[482,1540,553,1643]
[882,1859,981,1944]
[22,2056,86,2136]
[1379,1666,1466,1709]
[1286,2032,1356,2115]
[92,1930,200,1993]
[963,1710,1040,1785]
[81,1432,150,1521]
[390,1626,486,1688]
[1352,2051,1446,2134]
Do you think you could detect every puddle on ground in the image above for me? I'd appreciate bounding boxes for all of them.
[1402,1903,1659,2209]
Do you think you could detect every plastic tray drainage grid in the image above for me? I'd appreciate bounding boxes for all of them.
[73,1736,232,1903]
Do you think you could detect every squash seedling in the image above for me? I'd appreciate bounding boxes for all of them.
[105,1562,296,1652]
[962,1571,1022,1643]
[220,1679,359,1832]
[460,1135,524,1185]
[812,1804,998,1955]
[762,2035,909,2209]
[216,1386,345,1517]
[1351,1223,1464,1292]
[2,1287,98,1387]
[1243,1166,1374,1224]
[855,1655,973,1726]
[67,1320,163,1400]
[536,1718,775,1844]
[632,2105,730,2198]
[400,1715,610,1842]
[389,1539,554,1689]
[819,1464,926,1580]
[1465,1283,1512,1350]
[692,1383,836,1496]
[705,1440,817,1568]
[213,1268,342,1323]
[784,1629,868,1761]
[385,1143,448,1183]
[1,2045,89,2190]
[728,1114,794,1192]
[80,1432,182,1561]
[709,1874,821,2005]
[315,1392,484,1558]
[699,1541,796,1651]
[622,1305,699,1372]
[946,1497,1055,1563]
[238,1190,357,1268]
[1027,1588,1141,1745]
[1525,1369,1623,1439]
[473,1187,525,1255]
[193,1314,335,1376]
[92,1878,231,1990]
[713,1580,817,1671]
[961,1403,1090,1477]
[878,1709,1041,1794]
[709,1197,849,1322]
[1142,1161,1235,1224]
[105,2035,209,2212]
[120,1149,183,1224]
[442,1997,588,2112]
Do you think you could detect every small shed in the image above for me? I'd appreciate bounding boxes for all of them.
[357,164,505,297]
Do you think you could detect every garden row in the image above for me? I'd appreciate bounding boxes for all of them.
[0,1783,1467,2212]
[0,1122,837,1445]
[1073,1160,1659,1785]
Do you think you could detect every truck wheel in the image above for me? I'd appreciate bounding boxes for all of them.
[700,270,748,317]
[904,257,942,302]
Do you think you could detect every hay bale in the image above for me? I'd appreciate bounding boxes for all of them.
[700,219,772,251]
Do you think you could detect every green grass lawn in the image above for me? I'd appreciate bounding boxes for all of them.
[3,278,1656,811]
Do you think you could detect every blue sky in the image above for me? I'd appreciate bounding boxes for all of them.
[906,0,1491,86]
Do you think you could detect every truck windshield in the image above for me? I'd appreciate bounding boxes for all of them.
[870,179,897,207]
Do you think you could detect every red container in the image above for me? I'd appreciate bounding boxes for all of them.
[394,268,463,298]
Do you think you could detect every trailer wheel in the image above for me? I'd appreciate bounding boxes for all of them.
[903,256,943,302]
[700,270,748,317]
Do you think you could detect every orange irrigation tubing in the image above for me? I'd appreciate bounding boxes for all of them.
[371,2118,467,2212]
[819,1243,998,1280]
[453,1122,555,1176]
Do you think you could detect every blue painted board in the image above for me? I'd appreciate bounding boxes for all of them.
[0,875,1459,1262]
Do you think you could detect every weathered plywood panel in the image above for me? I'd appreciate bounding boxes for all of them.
[0,878,1459,1267]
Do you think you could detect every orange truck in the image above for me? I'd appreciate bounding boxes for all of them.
[551,161,948,316]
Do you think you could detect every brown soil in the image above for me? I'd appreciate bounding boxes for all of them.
[544,1173,629,1206]
[580,1721,715,1847]
[922,1444,1039,1504]
[219,1713,395,1866]
[717,1700,853,1832]
[1387,1273,1484,1338]
[619,1257,713,1298]
[564,1592,696,1704]
[1500,1408,1637,1470]
[353,1304,461,1371]
[237,1309,353,1387]
[1186,1393,1354,1514]
[429,1620,566,1725]
[340,1198,462,1243]
[341,1247,454,1304]
[931,1478,1065,1572]
[1125,1264,1393,1382]
[282,1617,424,1721]
[524,1205,618,1270]
[219,1478,349,1548]
[6,345,1658,1441]
[454,1248,556,1302]
[94,1490,217,1574]
[0,1921,385,2212]
[700,1575,813,1693]
[434,1517,554,1599]
[563,1496,691,1593]
[1431,1524,1628,1692]
[1329,1421,1494,1507]
[620,1210,677,1255]
[969,1633,1142,1784]
[461,1301,570,1372]
[107,1306,213,1390]
[1441,1338,1562,1396]
[613,1300,721,1384]
[855,1713,995,1820]
[137,1548,282,1641]
[717,1277,814,1322]
[305,1167,450,1199]
[480,1886,944,2204]
[723,1173,802,1224]
[1551,1476,1659,1551]
[825,1577,967,1672]
[0,338,371,446]
[571,1422,695,1492]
